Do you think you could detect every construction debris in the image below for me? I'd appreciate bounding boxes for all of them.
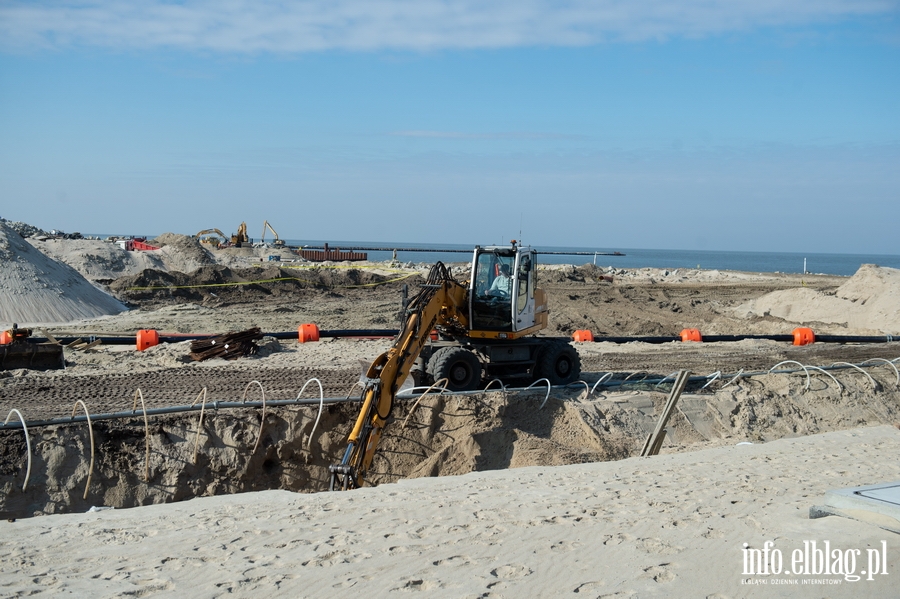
[189,328,264,361]
[0,324,65,370]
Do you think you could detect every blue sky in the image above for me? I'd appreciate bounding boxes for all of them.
[1,1,898,254]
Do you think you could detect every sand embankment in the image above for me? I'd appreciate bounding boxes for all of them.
[735,264,900,334]
[2,426,898,598]
[0,223,127,327]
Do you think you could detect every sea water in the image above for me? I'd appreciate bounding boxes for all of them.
[287,240,900,277]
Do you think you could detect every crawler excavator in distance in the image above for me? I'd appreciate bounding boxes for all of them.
[329,241,581,491]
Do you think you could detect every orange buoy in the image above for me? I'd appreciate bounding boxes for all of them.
[0,330,11,345]
[136,329,160,351]
[430,330,439,341]
[680,328,702,342]
[572,329,594,342]
[792,327,815,346]
[298,323,320,343]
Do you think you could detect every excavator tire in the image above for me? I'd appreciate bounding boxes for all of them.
[534,340,581,385]
[428,346,483,391]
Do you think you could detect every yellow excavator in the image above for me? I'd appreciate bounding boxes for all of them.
[231,222,250,247]
[261,220,285,247]
[329,241,580,490]
[193,228,228,247]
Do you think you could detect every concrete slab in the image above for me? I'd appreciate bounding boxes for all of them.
[810,481,900,534]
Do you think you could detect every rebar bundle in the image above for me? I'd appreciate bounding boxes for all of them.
[189,328,263,361]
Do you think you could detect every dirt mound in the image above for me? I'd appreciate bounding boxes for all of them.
[151,232,217,273]
[27,237,167,283]
[108,264,417,310]
[734,264,900,334]
[0,222,128,327]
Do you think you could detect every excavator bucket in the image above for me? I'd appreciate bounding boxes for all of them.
[0,326,65,371]
[0,342,65,371]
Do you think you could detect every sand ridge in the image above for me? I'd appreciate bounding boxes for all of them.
[0,222,127,326]
[2,426,898,598]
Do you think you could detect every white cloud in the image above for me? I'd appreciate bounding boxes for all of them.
[0,1,896,53]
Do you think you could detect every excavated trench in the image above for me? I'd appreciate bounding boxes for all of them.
[2,368,899,520]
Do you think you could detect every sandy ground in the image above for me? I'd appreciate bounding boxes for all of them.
[2,228,900,596]
[2,426,898,598]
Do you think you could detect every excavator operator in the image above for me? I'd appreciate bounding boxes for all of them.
[487,263,512,297]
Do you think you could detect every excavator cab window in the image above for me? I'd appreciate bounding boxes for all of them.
[470,249,515,331]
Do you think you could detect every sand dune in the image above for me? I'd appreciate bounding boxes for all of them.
[0,223,127,327]
[2,426,897,598]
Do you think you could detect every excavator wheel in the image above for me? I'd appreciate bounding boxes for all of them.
[534,340,581,385]
[427,346,483,391]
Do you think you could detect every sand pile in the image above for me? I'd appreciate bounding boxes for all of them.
[734,264,900,334]
[0,223,128,327]
[27,237,167,282]
[28,233,219,283]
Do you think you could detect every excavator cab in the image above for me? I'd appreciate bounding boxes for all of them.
[469,242,541,335]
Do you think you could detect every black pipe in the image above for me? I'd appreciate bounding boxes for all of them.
[589,334,896,344]
[21,331,897,348]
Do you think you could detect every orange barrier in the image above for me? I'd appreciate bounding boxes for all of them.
[0,330,10,345]
[572,329,594,342]
[298,323,320,343]
[136,329,159,351]
[792,327,816,346]
[680,328,702,342]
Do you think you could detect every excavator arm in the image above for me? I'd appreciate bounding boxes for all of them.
[329,262,468,490]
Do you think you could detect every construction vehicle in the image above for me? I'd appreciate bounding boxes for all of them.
[230,222,250,247]
[194,228,228,247]
[116,237,160,251]
[260,220,285,247]
[329,241,580,490]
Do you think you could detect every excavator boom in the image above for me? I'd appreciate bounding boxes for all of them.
[329,262,467,490]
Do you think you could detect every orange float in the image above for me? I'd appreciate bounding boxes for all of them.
[136,329,160,351]
[680,328,702,342]
[572,329,594,342]
[0,330,11,345]
[792,327,815,346]
[298,323,320,343]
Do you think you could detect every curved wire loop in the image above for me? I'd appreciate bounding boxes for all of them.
[189,388,209,464]
[344,380,364,400]
[70,400,95,500]
[805,366,843,392]
[241,381,267,454]
[831,362,877,391]
[566,380,590,400]
[721,369,745,389]
[131,389,151,482]
[296,378,325,450]
[3,409,32,491]
[525,378,552,409]
[700,371,721,390]
[590,372,613,395]
[402,378,449,429]
[768,360,812,391]
[859,358,900,386]
[655,371,680,388]
[482,378,506,392]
